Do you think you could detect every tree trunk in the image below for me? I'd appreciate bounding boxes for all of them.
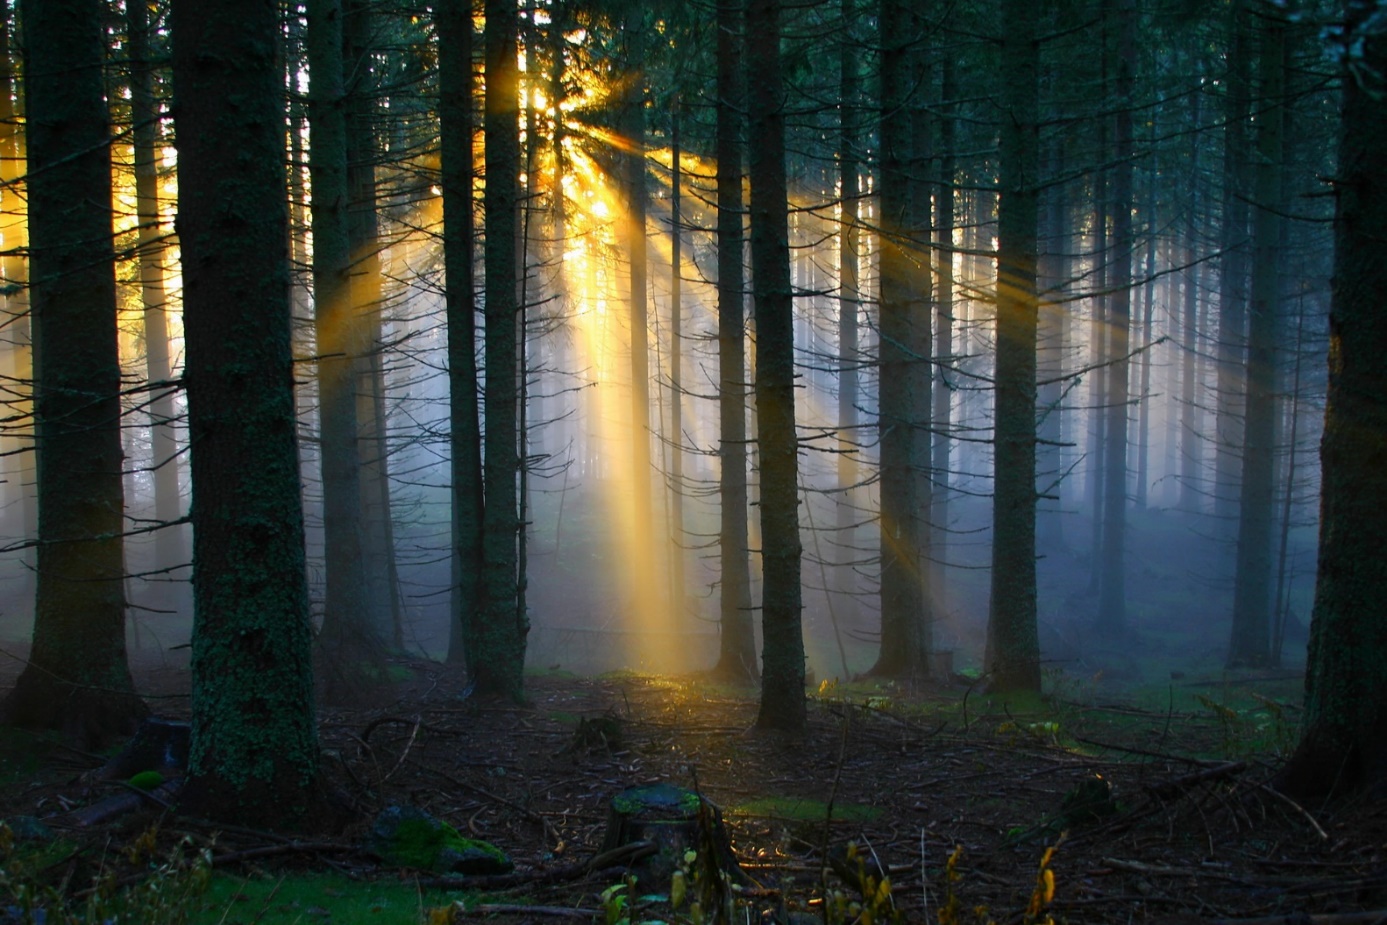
[668,97,686,617]
[2,0,147,744]
[307,0,373,698]
[478,0,525,699]
[1278,0,1387,798]
[747,0,804,731]
[1214,0,1252,525]
[1227,13,1286,669]
[128,0,183,575]
[713,0,756,681]
[835,0,862,629]
[869,0,927,680]
[984,0,1041,694]
[438,0,484,670]
[344,0,401,648]
[172,0,321,828]
[1096,0,1135,635]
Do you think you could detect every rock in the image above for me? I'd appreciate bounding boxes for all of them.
[368,805,513,875]
[96,717,190,780]
[2,816,52,842]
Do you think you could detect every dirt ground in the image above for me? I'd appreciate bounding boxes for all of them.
[2,650,1385,924]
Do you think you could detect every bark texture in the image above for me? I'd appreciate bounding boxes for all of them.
[1279,0,1387,798]
[172,0,321,828]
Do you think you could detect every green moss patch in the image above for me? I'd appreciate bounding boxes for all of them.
[728,797,882,823]
[197,871,465,925]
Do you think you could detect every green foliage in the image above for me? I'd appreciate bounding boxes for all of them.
[0,823,210,925]
[129,770,165,791]
[200,871,460,925]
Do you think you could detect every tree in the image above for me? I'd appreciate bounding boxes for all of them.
[747,0,804,731]
[172,0,321,827]
[984,0,1042,693]
[437,0,484,669]
[1,0,147,743]
[307,0,373,696]
[1278,0,1387,797]
[869,0,929,680]
[477,0,527,700]
[1227,10,1288,668]
[128,0,182,576]
[713,0,757,681]
[1096,0,1136,635]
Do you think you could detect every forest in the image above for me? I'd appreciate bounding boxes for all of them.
[0,0,1385,921]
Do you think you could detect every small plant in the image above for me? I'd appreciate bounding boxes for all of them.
[599,872,637,925]
[1022,842,1059,925]
[0,822,211,925]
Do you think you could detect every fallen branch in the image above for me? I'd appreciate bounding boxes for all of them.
[1210,912,1387,925]
[450,903,593,919]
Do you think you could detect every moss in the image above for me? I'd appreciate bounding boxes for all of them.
[129,770,165,791]
[728,797,882,823]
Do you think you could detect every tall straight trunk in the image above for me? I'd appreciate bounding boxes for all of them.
[931,54,956,617]
[714,0,756,680]
[835,0,861,625]
[478,0,525,699]
[172,0,319,827]
[307,0,372,691]
[128,0,182,572]
[1279,0,1387,798]
[1179,87,1203,511]
[747,0,804,731]
[2,0,146,743]
[1227,14,1286,668]
[870,0,926,679]
[621,19,662,642]
[1135,147,1158,509]
[668,97,686,614]
[438,0,483,668]
[1036,134,1066,552]
[1096,0,1134,634]
[1215,0,1252,524]
[985,0,1041,693]
[0,6,34,596]
[344,0,400,646]
[1086,10,1111,595]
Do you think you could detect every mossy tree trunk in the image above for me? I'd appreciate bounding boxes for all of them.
[984,0,1042,694]
[747,0,805,732]
[1,0,147,745]
[1279,0,1387,798]
[172,0,321,829]
[713,0,757,682]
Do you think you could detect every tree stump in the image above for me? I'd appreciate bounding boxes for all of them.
[599,784,743,887]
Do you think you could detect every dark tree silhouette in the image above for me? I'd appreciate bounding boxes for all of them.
[747,0,805,731]
[1,0,146,744]
[713,0,757,681]
[477,0,526,700]
[1279,0,1387,798]
[172,0,321,827]
[437,0,484,670]
[984,0,1042,694]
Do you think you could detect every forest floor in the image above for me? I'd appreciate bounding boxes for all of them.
[2,651,1384,924]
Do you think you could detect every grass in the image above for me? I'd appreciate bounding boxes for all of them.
[728,796,882,823]
[196,871,467,925]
